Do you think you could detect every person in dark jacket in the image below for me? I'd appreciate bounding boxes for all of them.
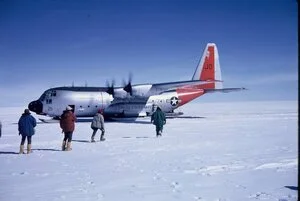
[18,109,37,154]
[0,120,2,138]
[90,109,105,142]
[60,106,76,151]
[151,106,166,137]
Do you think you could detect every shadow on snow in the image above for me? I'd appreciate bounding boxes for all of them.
[285,186,298,191]
[32,148,61,152]
[0,148,63,154]
[72,139,91,143]
[0,151,19,155]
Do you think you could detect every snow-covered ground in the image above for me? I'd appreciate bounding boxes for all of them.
[0,101,298,201]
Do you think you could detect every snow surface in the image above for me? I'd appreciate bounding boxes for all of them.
[0,101,298,201]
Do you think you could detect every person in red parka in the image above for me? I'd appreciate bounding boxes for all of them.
[60,106,76,151]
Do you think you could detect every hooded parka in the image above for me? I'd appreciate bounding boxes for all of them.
[60,110,76,133]
[91,113,105,130]
[151,107,166,131]
[18,113,36,136]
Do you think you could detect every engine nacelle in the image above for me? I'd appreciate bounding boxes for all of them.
[113,88,129,98]
[131,84,153,97]
[113,84,153,99]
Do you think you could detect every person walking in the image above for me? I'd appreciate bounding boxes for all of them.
[18,109,37,154]
[90,109,105,142]
[60,106,76,151]
[151,105,166,137]
[0,120,2,138]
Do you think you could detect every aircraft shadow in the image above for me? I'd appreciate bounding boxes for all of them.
[0,151,19,155]
[38,118,93,124]
[76,118,93,123]
[14,116,205,125]
[106,116,206,124]
[37,122,50,124]
[285,186,298,191]
[106,120,152,125]
[12,122,56,125]
[166,116,206,119]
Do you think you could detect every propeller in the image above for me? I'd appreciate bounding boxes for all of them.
[106,79,115,97]
[123,73,133,96]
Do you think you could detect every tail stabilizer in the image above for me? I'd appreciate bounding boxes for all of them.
[192,43,223,89]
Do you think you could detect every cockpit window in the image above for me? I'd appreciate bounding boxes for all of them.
[51,90,56,97]
[39,90,52,101]
[39,93,46,101]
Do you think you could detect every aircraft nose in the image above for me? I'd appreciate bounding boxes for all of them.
[28,100,43,114]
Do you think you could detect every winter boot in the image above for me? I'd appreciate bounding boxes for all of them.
[27,144,32,154]
[19,145,25,154]
[66,142,72,151]
[62,140,66,151]
[100,133,105,141]
[156,130,162,137]
[91,129,97,142]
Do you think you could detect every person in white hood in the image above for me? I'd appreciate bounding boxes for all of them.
[90,109,105,142]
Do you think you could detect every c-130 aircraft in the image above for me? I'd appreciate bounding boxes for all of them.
[28,43,245,120]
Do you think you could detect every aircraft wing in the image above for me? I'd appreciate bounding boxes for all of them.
[150,79,221,93]
[205,87,247,93]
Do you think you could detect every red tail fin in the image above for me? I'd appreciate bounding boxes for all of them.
[192,43,222,89]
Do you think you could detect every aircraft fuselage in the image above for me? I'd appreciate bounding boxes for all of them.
[29,86,204,118]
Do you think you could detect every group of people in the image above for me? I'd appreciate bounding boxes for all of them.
[16,105,166,154]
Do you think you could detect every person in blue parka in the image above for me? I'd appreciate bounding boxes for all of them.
[18,109,36,154]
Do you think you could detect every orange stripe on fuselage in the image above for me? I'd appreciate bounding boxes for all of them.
[176,88,204,106]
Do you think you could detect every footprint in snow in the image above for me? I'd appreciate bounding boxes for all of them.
[170,181,181,193]
[97,193,104,200]
[12,171,29,176]
[249,192,272,199]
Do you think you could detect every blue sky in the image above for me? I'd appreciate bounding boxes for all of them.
[0,0,298,107]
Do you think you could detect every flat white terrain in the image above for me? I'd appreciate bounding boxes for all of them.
[0,101,297,201]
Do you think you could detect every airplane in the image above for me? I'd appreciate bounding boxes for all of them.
[28,43,245,120]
